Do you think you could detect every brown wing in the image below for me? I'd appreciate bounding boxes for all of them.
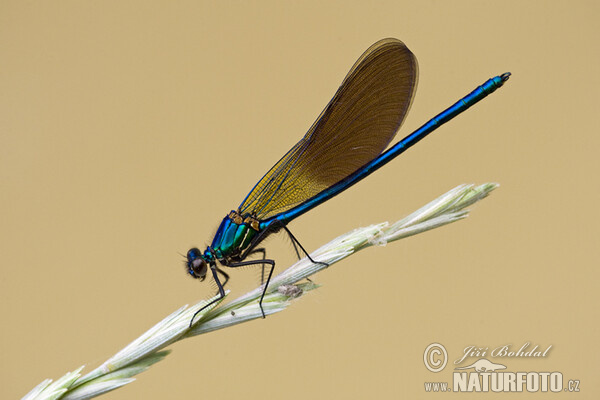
[239,38,418,219]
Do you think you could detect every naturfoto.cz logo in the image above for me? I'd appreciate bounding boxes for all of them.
[423,342,581,393]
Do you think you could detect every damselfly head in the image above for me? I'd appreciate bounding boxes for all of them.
[186,247,207,281]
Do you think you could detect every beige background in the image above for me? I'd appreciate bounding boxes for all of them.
[2,1,599,399]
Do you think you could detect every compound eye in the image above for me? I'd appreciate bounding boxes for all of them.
[190,258,207,280]
[186,248,207,280]
[187,248,202,261]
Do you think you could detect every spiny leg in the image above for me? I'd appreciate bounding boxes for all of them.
[280,227,322,283]
[226,257,275,318]
[282,226,329,268]
[288,234,302,260]
[247,248,267,284]
[190,263,226,327]
[215,266,230,288]
[236,222,278,286]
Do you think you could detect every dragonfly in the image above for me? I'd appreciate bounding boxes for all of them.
[186,38,510,325]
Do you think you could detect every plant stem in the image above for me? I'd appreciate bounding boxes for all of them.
[22,183,498,400]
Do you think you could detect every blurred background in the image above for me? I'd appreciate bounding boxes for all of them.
[2,1,598,398]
